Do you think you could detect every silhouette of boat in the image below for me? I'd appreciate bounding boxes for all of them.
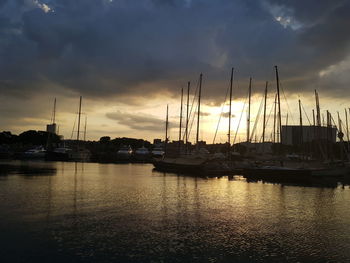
[22,146,47,159]
[153,151,231,177]
[46,147,73,161]
[151,147,165,158]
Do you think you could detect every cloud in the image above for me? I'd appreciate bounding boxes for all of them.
[106,110,175,132]
[0,0,349,106]
[222,112,236,118]
[200,112,211,117]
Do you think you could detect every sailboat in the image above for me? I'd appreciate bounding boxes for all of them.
[70,96,91,162]
[153,74,232,177]
[242,66,350,181]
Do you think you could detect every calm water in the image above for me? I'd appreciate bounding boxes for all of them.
[1,161,350,262]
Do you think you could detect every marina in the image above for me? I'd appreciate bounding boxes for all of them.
[1,1,350,261]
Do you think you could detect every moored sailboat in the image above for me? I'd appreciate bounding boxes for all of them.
[153,73,232,177]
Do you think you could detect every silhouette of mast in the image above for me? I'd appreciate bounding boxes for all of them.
[274,66,282,144]
[196,73,203,148]
[185,81,190,152]
[315,90,321,127]
[262,81,268,144]
[345,108,349,147]
[179,88,183,151]
[273,93,277,143]
[228,68,234,146]
[165,105,169,155]
[299,99,303,145]
[247,77,252,143]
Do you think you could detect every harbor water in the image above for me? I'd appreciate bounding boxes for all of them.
[1,161,350,262]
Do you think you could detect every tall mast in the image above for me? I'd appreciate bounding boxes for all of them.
[299,99,303,146]
[262,81,268,144]
[179,88,183,144]
[274,66,282,145]
[228,67,234,146]
[247,77,252,143]
[315,90,321,126]
[165,105,169,154]
[273,93,277,143]
[326,110,330,159]
[196,73,203,148]
[84,116,87,141]
[52,98,56,124]
[77,96,82,141]
[185,81,190,152]
[345,108,349,143]
[312,109,315,126]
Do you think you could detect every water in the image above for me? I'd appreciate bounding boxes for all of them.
[1,160,350,262]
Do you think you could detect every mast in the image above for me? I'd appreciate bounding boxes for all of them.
[179,88,183,152]
[77,96,82,142]
[165,105,169,155]
[286,113,289,126]
[274,66,282,145]
[196,73,203,148]
[247,77,252,143]
[315,90,321,126]
[345,108,349,146]
[185,81,190,151]
[312,110,315,126]
[228,67,234,146]
[273,93,277,143]
[326,110,330,159]
[298,99,303,142]
[262,81,268,144]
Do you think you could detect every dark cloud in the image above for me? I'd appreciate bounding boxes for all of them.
[0,0,349,103]
[200,112,211,117]
[106,110,175,132]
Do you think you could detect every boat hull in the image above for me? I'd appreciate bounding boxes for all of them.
[153,158,232,177]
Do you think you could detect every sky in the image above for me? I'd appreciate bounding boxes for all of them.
[0,0,350,143]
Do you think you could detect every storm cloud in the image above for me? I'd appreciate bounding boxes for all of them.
[106,110,175,132]
[0,0,350,103]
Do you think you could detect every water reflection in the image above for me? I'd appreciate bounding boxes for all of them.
[0,160,56,177]
[0,161,349,262]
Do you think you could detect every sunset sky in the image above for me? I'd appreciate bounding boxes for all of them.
[1,0,350,143]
